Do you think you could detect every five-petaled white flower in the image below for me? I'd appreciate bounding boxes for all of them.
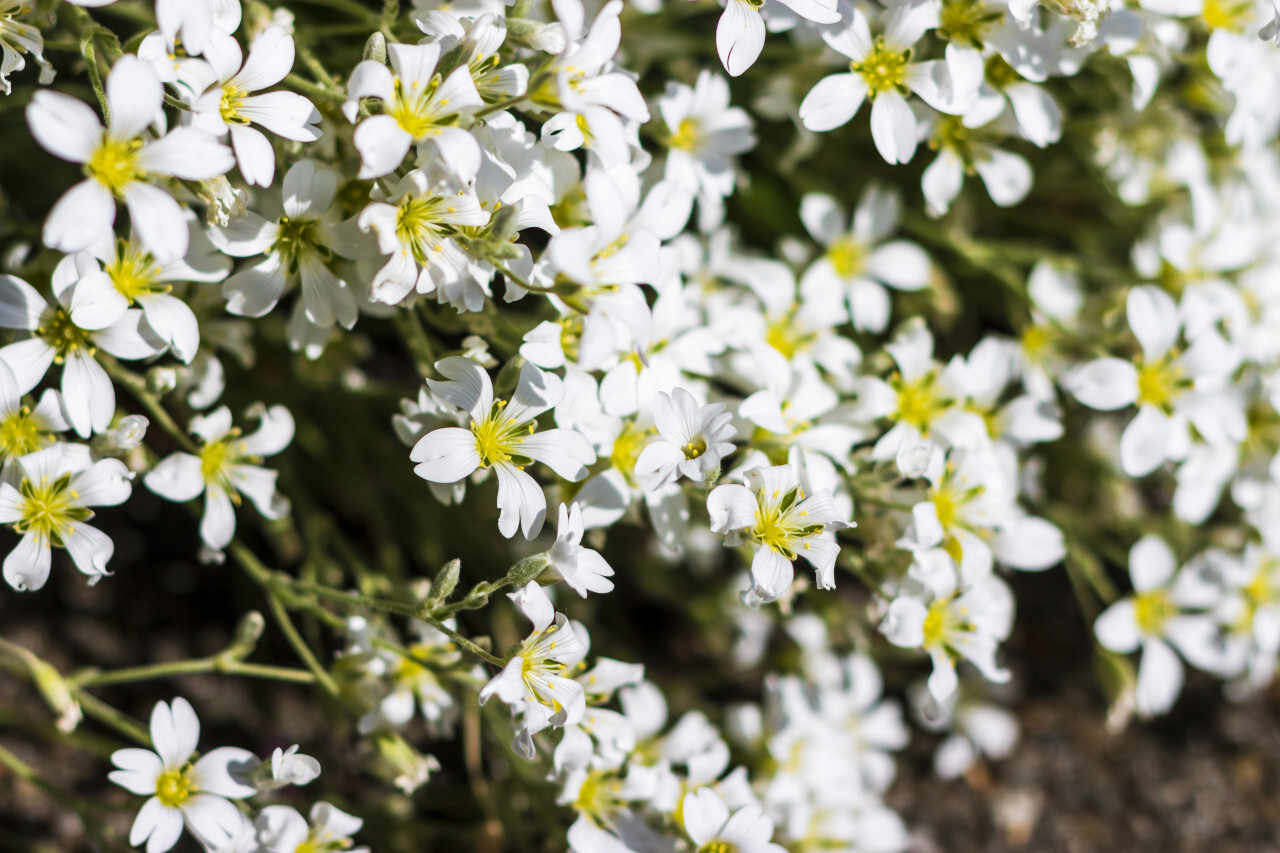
[707,464,850,605]
[546,501,616,597]
[26,55,234,261]
[143,404,295,551]
[411,356,596,539]
[108,697,257,853]
[634,386,736,491]
[479,581,588,758]
[0,443,132,591]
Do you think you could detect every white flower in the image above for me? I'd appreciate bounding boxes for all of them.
[263,745,321,789]
[919,107,1033,218]
[1093,535,1223,716]
[882,561,1014,702]
[634,387,736,491]
[69,220,230,364]
[546,502,616,597]
[358,166,490,305]
[658,69,756,205]
[0,444,132,591]
[108,697,257,853]
[0,1,54,95]
[187,27,322,187]
[344,41,483,180]
[26,55,233,261]
[0,268,161,437]
[212,159,360,328]
[1065,285,1246,477]
[682,788,786,853]
[479,582,588,758]
[411,357,595,539]
[0,359,68,463]
[798,2,978,163]
[798,186,931,334]
[256,802,368,853]
[144,404,295,551]
[707,464,850,604]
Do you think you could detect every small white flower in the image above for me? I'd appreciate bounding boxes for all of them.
[0,444,132,591]
[707,464,850,604]
[0,1,54,95]
[108,697,257,853]
[144,404,295,551]
[546,502,616,597]
[479,582,588,758]
[634,387,736,491]
[411,357,595,539]
[262,745,320,789]
[344,41,483,180]
[187,27,322,187]
[26,55,233,261]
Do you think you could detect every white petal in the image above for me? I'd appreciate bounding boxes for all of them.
[3,530,51,591]
[229,123,275,187]
[123,183,189,263]
[1095,599,1141,653]
[974,149,1032,207]
[44,181,116,255]
[354,115,413,179]
[150,697,199,768]
[716,0,765,78]
[26,90,100,163]
[137,128,234,180]
[869,91,917,165]
[0,274,47,330]
[61,351,114,438]
[131,799,182,853]
[137,293,200,364]
[1136,637,1183,716]
[494,462,546,539]
[109,749,164,795]
[106,56,162,141]
[682,788,730,846]
[1119,405,1168,477]
[1126,285,1179,362]
[191,748,258,798]
[62,521,114,579]
[799,73,867,132]
[411,427,481,482]
[200,486,236,549]
[145,453,206,503]
[1129,534,1176,592]
[1065,358,1138,411]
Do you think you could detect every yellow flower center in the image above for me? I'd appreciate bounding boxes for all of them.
[15,474,88,545]
[1133,589,1176,636]
[668,118,700,151]
[219,84,250,124]
[106,243,165,303]
[891,371,949,432]
[1021,324,1051,360]
[86,135,145,197]
[765,312,814,360]
[388,76,447,140]
[1202,0,1253,30]
[939,0,1003,47]
[0,408,47,459]
[395,194,455,264]
[683,437,707,460]
[922,599,949,648]
[851,39,910,99]
[470,402,532,469]
[37,307,93,361]
[698,843,740,853]
[826,237,864,279]
[272,215,326,273]
[1135,359,1187,413]
[611,421,652,486]
[154,767,195,808]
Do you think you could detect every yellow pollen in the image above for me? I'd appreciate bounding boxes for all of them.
[85,135,144,196]
[0,408,45,458]
[826,237,864,279]
[219,84,249,124]
[1133,589,1177,636]
[683,437,707,460]
[668,118,700,151]
[1135,359,1186,412]
[922,599,949,648]
[154,767,194,808]
[200,439,231,484]
[851,39,909,98]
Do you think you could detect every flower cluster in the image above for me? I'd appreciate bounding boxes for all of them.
[0,0,1279,848]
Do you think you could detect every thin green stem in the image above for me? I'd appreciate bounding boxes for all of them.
[78,657,315,688]
[72,690,150,746]
[285,73,347,105]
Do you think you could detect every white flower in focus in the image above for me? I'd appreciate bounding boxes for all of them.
[344,41,483,180]
[707,464,850,605]
[143,404,295,551]
[256,802,368,853]
[212,159,360,328]
[682,788,786,853]
[411,357,595,539]
[25,55,234,261]
[546,502,616,597]
[798,2,979,163]
[479,581,588,758]
[0,444,132,591]
[187,27,322,187]
[0,269,161,438]
[634,387,736,491]
[0,359,68,463]
[108,697,257,853]
[358,166,490,305]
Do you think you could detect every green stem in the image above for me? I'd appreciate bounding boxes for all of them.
[72,690,150,746]
[418,614,503,667]
[104,361,197,453]
[78,657,315,688]
[475,95,528,119]
[285,73,347,105]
